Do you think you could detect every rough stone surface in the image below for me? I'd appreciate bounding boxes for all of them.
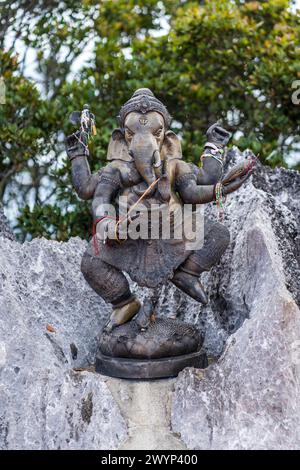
[0,237,126,449]
[105,377,186,450]
[171,151,300,450]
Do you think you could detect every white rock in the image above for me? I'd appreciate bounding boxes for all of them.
[171,160,300,450]
[0,236,126,449]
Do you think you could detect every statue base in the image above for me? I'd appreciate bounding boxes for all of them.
[95,316,208,379]
[95,350,207,379]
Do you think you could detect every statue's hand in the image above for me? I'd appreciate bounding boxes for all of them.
[117,213,143,240]
[97,209,150,242]
[100,214,141,242]
[66,130,89,160]
[206,123,232,148]
[222,153,257,194]
[222,172,251,195]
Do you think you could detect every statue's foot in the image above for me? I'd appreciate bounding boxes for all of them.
[105,297,141,333]
[172,271,208,305]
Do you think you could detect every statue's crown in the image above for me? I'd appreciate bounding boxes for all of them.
[118,88,171,128]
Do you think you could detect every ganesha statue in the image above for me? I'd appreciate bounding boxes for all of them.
[66,89,255,378]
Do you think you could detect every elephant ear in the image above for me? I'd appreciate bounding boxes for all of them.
[107,128,133,162]
[161,130,182,161]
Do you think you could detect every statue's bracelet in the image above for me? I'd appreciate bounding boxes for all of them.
[202,143,224,162]
[205,142,223,153]
[201,153,224,165]
[213,182,225,200]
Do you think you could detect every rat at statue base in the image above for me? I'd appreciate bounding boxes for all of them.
[96,304,207,379]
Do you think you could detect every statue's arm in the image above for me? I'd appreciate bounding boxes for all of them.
[192,123,231,185]
[175,161,215,203]
[92,164,121,222]
[193,151,223,185]
[92,164,132,241]
[92,161,143,241]
[175,160,251,204]
[66,131,100,200]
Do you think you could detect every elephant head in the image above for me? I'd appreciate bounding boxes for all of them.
[107,89,182,197]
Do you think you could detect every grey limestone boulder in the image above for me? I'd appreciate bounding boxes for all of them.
[0,236,126,449]
[171,152,300,449]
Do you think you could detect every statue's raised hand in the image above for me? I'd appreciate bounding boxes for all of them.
[222,153,257,195]
[206,123,232,148]
[222,172,251,195]
[66,105,95,160]
[66,130,89,160]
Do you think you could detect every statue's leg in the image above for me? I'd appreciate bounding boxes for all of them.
[81,250,140,331]
[172,220,230,304]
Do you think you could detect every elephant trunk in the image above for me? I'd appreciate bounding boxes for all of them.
[130,135,161,196]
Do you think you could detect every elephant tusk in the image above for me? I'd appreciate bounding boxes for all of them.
[153,150,162,168]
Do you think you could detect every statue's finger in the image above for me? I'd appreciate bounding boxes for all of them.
[206,122,231,145]
[206,122,218,135]
[214,126,231,138]
[224,172,251,195]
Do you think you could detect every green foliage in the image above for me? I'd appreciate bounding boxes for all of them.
[1,0,299,240]
[0,50,57,203]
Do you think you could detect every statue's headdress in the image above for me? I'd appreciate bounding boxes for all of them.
[118,88,171,129]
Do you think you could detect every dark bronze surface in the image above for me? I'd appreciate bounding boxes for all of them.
[95,350,208,379]
[66,89,255,377]
[99,317,203,359]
